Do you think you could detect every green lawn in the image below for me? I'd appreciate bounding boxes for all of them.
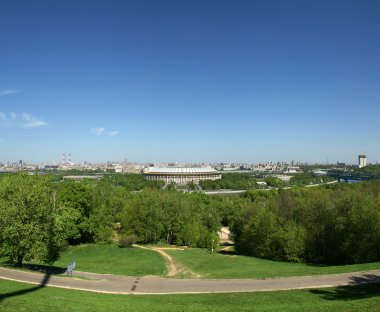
[3,244,380,280]
[166,248,380,279]
[1,279,380,311]
[1,244,166,277]
[52,244,166,276]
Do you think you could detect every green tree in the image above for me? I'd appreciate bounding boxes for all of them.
[271,221,307,262]
[0,173,76,266]
[265,177,282,188]
[118,189,220,248]
[57,181,94,244]
[235,204,277,258]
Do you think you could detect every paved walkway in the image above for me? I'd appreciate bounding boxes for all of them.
[1,267,380,295]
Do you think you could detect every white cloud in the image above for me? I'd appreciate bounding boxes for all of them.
[91,127,120,137]
[107,130,120,136]
[21,113,48,128]
[0,89,25,96]
[91,127,106,135]
[10,112,17,120]
[0,112,47,128]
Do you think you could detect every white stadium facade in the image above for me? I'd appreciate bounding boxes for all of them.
[143,167,221,185]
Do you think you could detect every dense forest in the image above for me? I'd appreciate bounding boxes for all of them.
[354,164,380,177]
[0,172,379,266]
[231,182,380,264]
[199,172,334,190]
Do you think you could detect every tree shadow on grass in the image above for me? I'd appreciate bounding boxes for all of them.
[217,243,236,256]
[22,263,66,275]
[218,249,237,256]
[2,262,66,275]
[309,275,380,301]
[0,272,51,302]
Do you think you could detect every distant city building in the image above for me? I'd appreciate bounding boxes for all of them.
[44,164,59,170]
[313,170,328,176]
[143,167,221,185]
[256,181,267,186]
[113,164,123,173]
[358,154,367,168]
[286,166,302,174]
[121,160,141,174]
[274,174,292,182]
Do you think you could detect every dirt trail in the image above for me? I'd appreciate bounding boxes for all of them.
[134,245,200,278]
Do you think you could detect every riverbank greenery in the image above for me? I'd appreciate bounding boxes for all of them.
[199,172,334,190]
[354,164,380,177]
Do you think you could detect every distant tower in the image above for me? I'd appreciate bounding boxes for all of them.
[62,153,66,164]
[68,153,71,164]
[358,154,367,168]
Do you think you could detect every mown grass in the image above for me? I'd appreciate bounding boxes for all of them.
[166,248,380,279]
[1,244,167,277]
[1,279,380,311]
[51,244,166,276]
[3,244,380,280]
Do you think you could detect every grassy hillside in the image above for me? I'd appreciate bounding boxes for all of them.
[166,248,380,279]
[1,279,380,311]
[52,244,167,276]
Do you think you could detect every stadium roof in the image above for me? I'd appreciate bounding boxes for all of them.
[143,167,219,175]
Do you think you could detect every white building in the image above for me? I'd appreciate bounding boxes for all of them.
[275,174,292,182]
[256,181,267,186]
[113,164,123,173]
[313,170,328,176]
[143,167,221,185]
[358,154,367,168]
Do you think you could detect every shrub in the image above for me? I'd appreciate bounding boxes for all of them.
[118,234,138,248]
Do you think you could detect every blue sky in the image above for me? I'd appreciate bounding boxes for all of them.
[1,0,379,164]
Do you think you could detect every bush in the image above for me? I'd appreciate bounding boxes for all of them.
[118,234,138,248]
[271,222,307,262]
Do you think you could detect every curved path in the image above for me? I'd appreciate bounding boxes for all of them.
[1,267,380,295]
[133,245,199,278]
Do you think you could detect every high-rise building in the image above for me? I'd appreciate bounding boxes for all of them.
[358,154,367,168]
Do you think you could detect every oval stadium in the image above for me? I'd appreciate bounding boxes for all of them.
[143,167,221,185]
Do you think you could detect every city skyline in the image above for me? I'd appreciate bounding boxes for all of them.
[0,152,376,167]
[1,1,379,164]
